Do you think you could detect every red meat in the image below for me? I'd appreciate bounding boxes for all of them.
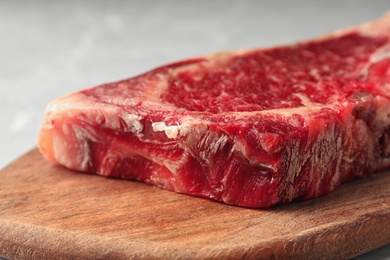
[38,14,390,207]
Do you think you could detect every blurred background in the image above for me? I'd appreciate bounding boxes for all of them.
[1,0,390,258]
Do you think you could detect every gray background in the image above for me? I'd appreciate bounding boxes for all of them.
[1,0,390,258]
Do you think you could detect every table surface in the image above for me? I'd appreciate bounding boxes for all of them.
[1,1,390,259]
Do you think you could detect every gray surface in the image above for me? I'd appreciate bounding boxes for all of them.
[0,0,390,259]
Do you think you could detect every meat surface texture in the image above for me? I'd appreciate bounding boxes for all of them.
[39,14,390,208]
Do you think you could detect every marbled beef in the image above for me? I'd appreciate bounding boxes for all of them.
[38,14,390,207]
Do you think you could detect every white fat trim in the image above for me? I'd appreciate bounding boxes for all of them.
[370,44,390,63]
[94,112,144,136]
[151,118,207,139]
[360,43,390,79]
[218,105,333,118]
[179,119,207,136]
[53,124,91,171]
[152,122,181,139]
[357,13,390,38]
[53,133,72,169]
[72,124,91,170]
[122,114,143,134]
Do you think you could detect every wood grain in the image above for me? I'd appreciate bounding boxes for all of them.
[0,149,390,259]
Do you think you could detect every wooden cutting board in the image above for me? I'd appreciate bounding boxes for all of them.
[0,149,390,259]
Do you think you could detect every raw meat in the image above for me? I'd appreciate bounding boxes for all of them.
[38,14,390,208]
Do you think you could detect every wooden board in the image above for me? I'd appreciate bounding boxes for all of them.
[0,149,390,259]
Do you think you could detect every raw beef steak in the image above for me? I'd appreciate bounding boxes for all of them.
[38,14,390,208]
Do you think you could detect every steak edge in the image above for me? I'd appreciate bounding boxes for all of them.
[38,14,390,208]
